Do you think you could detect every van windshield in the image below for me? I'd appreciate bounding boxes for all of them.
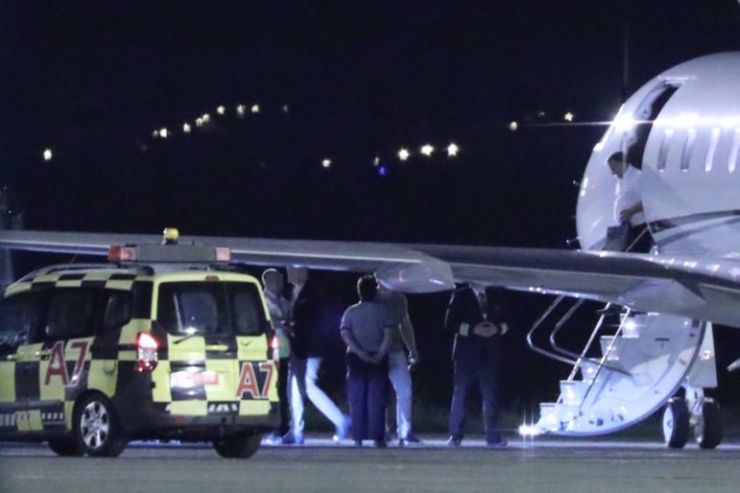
[157,282,266,336]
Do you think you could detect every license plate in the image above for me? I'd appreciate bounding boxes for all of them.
[171,370,219,388]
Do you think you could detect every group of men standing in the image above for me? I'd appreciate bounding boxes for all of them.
[262,266,509,448]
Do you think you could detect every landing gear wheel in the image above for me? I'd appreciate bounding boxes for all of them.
[213,433,262,458]
[695,400,722,450]
[48,437,83,456]
[74,394,127,457]
[663,397,690,449]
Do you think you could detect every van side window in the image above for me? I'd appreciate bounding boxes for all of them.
[157,283,226,335]
[0,293,39,355]
[102,291,132,330]
[45,290,96,340]
[229,283,266,336]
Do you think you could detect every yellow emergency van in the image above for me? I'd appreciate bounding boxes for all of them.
[0,238,278,458]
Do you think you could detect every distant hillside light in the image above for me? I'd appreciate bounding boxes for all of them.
[373,156,380,167]
[236,104,246,116]
[251,104,260,114]
[322,158,332,168]
[217,105,226,115]
[564,112,574,122]
[282,104,289,113]
[183,123,191,133]
[202,114,211,123]
[398,148,410,161]
[195,117,204,127]
[509,121,519,131]
[420,144,434,157]
[159,128,168,138]
[447,143,459,157]
[43,148,53,161]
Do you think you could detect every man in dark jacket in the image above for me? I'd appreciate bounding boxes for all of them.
[283,266,350,444]
[444,283,509,447]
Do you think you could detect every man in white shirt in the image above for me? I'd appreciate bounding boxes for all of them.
[607,151,651,251]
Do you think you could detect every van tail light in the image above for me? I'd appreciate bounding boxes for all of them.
[136,332,159,372]
[270,335,280,363]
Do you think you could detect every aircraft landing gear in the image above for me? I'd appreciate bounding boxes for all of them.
[662,387,722,449]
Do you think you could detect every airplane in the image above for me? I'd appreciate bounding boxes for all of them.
[2,52,740,449]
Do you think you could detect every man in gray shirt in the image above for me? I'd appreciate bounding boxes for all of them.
[340,275,394,447]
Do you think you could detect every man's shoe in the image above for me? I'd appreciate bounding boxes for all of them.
[373,439,388,449]
[486,439,508,448]
[333,416,352,442]
[399,433,423,447]
[265,432,283,445]
[447,436,462,447]
[282,433,304,445]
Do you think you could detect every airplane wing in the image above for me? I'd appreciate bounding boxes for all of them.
[2,230,740,328]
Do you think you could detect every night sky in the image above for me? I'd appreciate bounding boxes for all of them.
[3,0,740,426]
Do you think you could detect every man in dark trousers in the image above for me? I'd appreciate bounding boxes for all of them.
[445,283,509,447]
[283,266,349,445]
[340,275,394,447]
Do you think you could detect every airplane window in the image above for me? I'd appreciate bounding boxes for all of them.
[680,129,696,172]
[657,128,674,171]
[729,129,740,174]
[705,128,721,173]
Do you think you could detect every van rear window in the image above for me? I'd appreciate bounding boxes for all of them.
[157,282,266,336]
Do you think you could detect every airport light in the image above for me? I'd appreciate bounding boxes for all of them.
[322,158,332,168]
[195,117,204,127]
[152,130,159,138]
[421,144,434,157]
[373,156,380,167]
[159,128,169,138]
[217,105,225,115]
[251,104,260,114]
[447,143,459,157]
[43,148,53,161]
[282,104,289,113]
[564,112,574,122]
[509,121,519,132]
[378,166,388,177]
[236,104,246,116]
[202,114,211,123]
[398,148,410,161]
[183,123,191,133]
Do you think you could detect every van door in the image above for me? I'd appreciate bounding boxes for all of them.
[32,289,96,433]
[0,292,41,434]
[156,281,240,416]
[228,282,275,416]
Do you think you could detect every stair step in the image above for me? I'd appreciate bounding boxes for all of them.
[559,380,587,406]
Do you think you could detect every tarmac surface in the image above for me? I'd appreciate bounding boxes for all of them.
[1,438,740,493]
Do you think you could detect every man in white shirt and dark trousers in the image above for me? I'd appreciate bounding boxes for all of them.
[340,275,394,447]
[376,284,422,446]
[607,151,650,252]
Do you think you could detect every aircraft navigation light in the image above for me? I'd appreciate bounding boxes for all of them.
[217,105,225,115]
[236,104,246,116]
[373,156,380,166]
[251,104,260,114]
[159,128,168,138]
[183,123,191,133]
[322,158,332,168]
[564,112,574,122]
[202,114,211,123]
[421,144,434,156]
[518,424,540,437]
[509,121,518,131]
[43,148,53,161]
[195,117,204,127]
[398,148,410,161]
[447,143,459,157]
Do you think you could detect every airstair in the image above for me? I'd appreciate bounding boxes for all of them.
[528,229,715,438]
[529,300,707,436]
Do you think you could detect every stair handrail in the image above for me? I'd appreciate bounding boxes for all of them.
[526,295,580,366]
[578,307,632,412]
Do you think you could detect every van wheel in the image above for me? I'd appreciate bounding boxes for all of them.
[213,433,262,458]
[74,394,127,457]
[48,437,83,456]
[662,397,690,449]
